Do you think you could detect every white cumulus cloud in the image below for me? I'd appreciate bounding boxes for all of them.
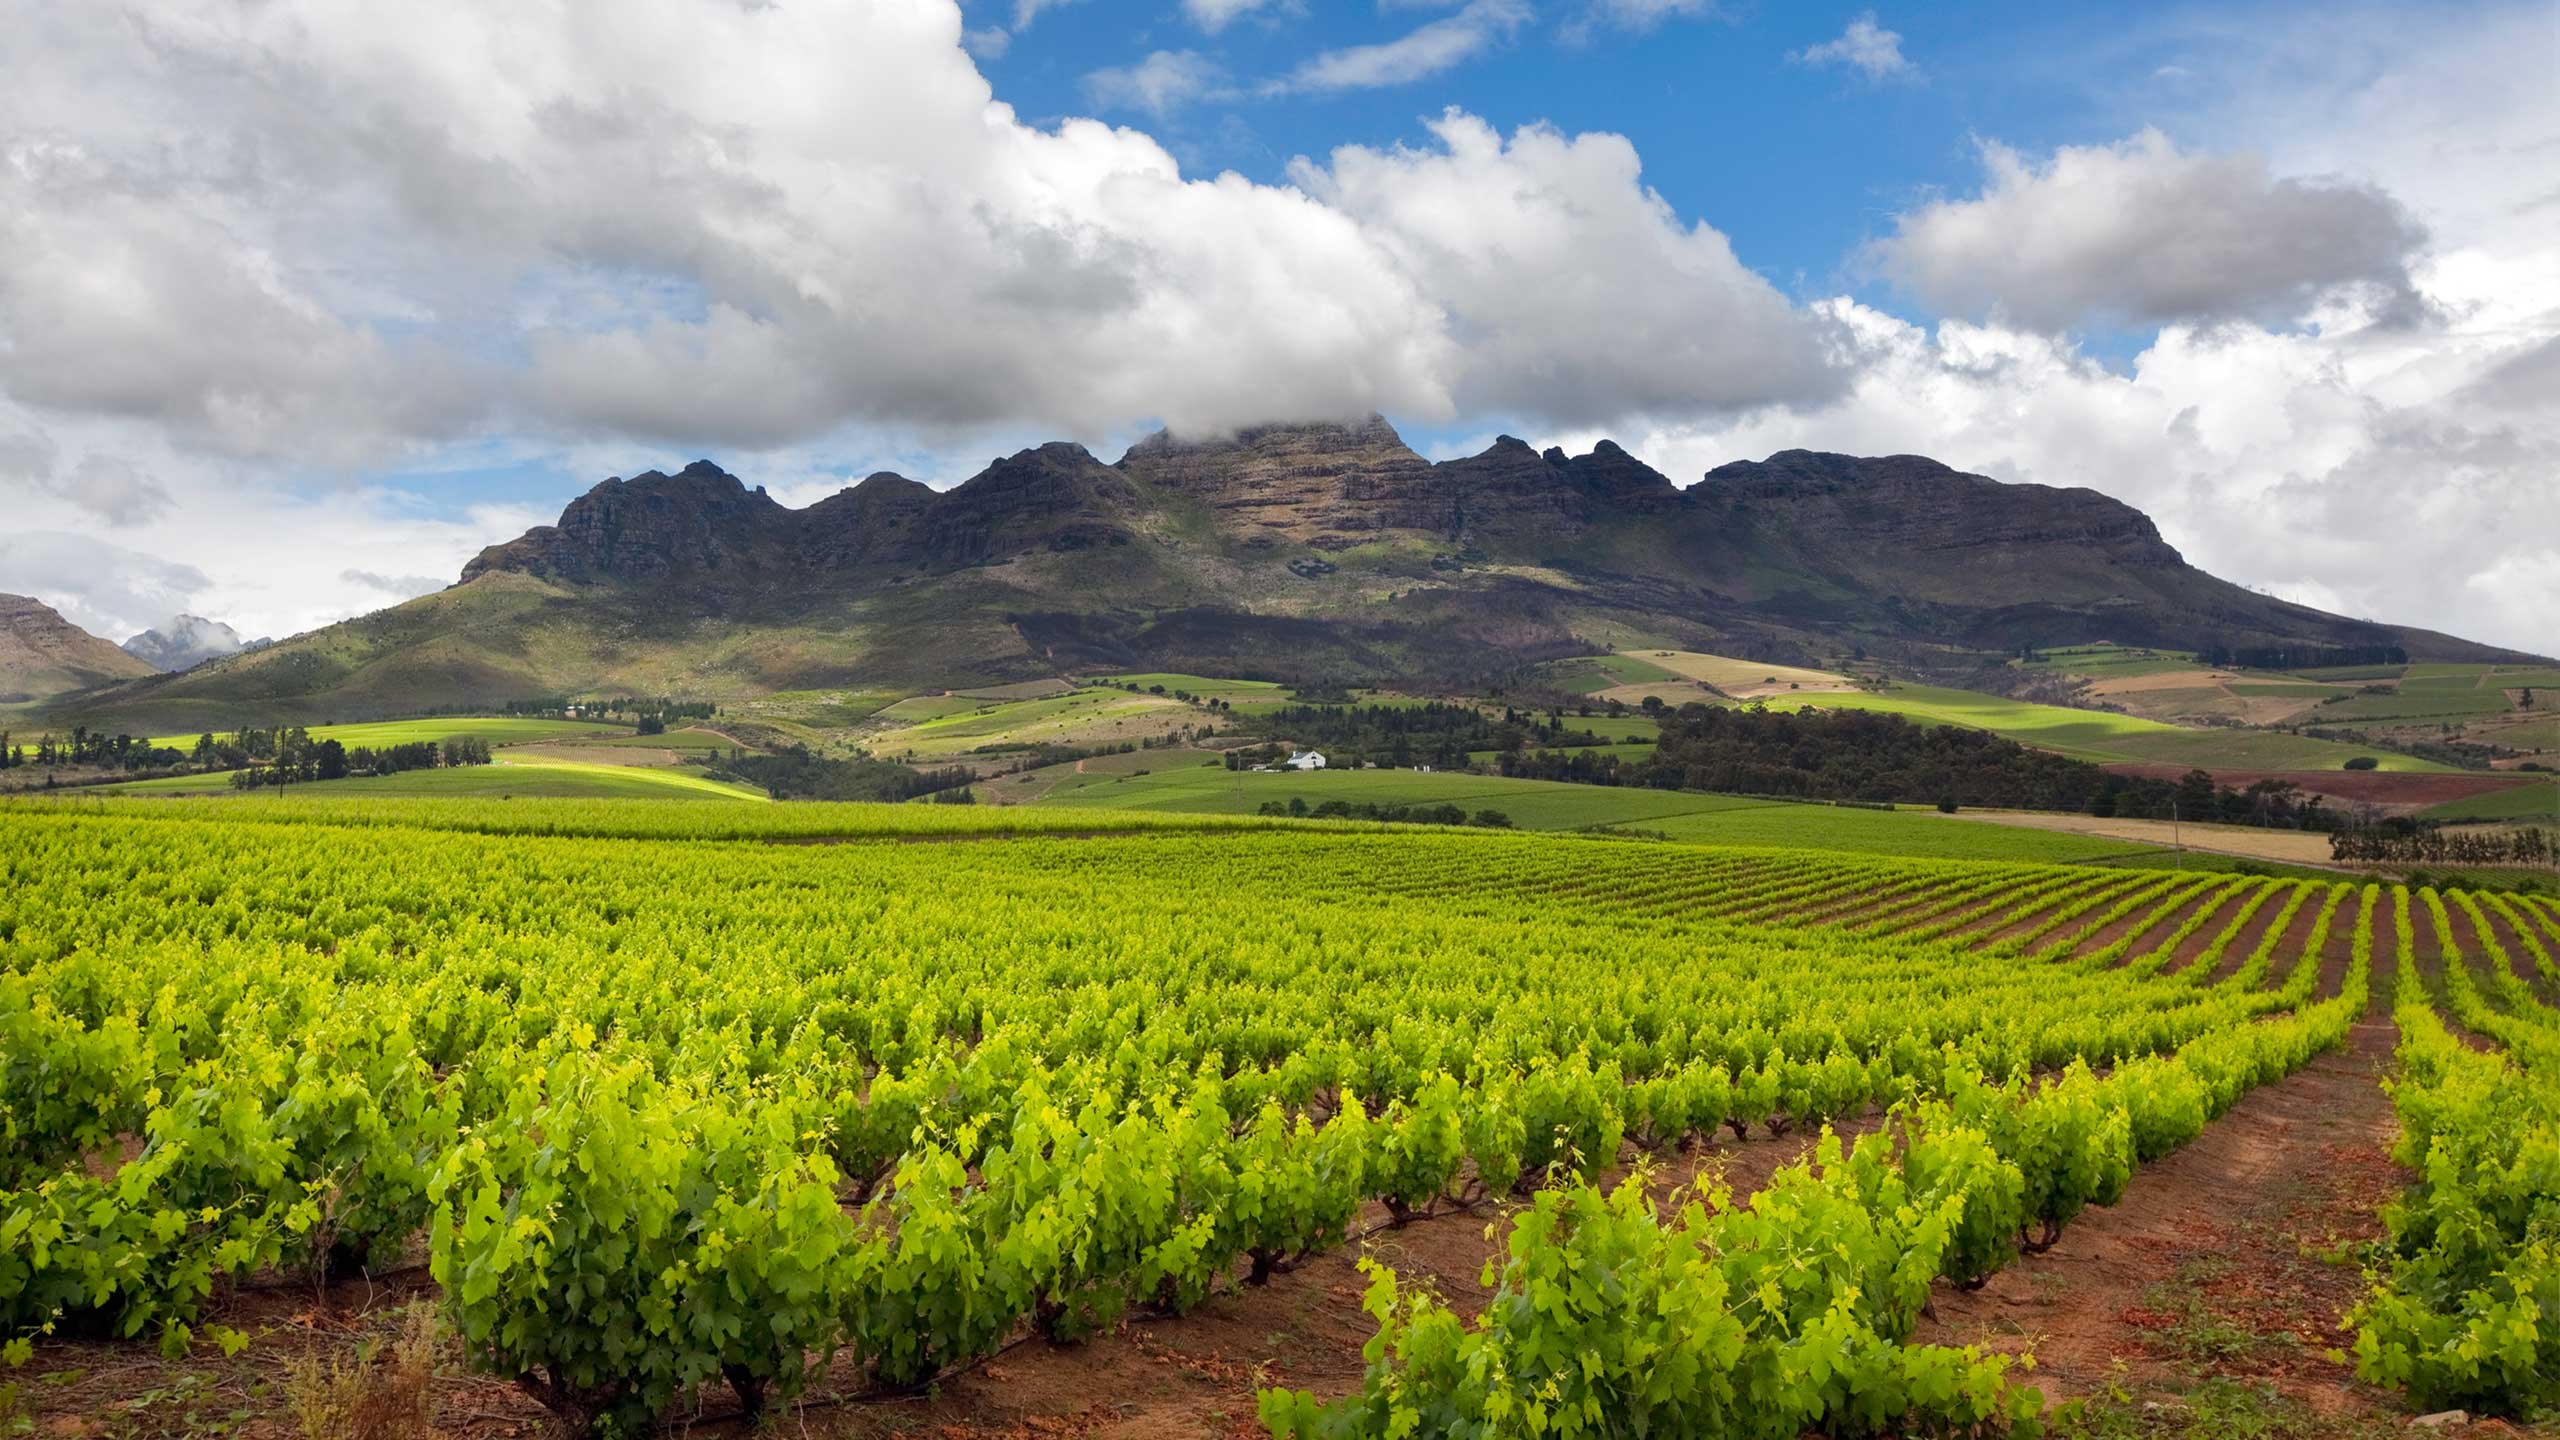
[1792,11,1913,80]
[1874,130,2426,333]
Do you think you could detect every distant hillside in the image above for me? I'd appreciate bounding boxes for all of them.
[39,419,2540,731]
[122,614,264,672]
[0,593,156,703]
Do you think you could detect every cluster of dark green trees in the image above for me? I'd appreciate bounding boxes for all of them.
[1255,797,1512,828]
[0,728,186,772]
[1237,703,1608,771]
[1497,705,2340,829]
[703,746,974,803]
[2330,823,2550,867]
[227,733,492,788]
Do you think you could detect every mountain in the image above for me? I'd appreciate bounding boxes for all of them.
[122,614,264,672]
[41,418,2537,731]
[0,594,158,703]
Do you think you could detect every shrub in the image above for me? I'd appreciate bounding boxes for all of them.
[2343,756,2381,770]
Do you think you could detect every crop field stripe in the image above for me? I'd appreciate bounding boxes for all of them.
[2446,890,2560,1033]
[2029,871,2190,960]
[2480,891,2558,982]
[2070,874,2235,971]
[1993,872,2155,955]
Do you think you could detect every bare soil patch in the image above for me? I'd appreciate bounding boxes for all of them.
[1940,810,2341,867]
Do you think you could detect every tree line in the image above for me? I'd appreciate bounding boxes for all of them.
[1497,704,2340,829]
[228,733,493,788]
[2329,822,2550,867]
[0,727,187,773]
[1240,703,1610,770]
[1254,797,1513,827]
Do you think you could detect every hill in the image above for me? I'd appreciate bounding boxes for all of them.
[35,418,2542,731]
[0,593,156,702]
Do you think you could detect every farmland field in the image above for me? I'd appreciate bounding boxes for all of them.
[91,756,769,801]
[1032,762,2160,862]
[863,686,1195,758]
[2415,777,2560,822]
[2,796,2550,1438]
[144,715,631,750]
[1780,682,2453,771]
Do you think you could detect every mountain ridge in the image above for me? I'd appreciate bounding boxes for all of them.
[0,593,158,703]
[29,418,2541,731]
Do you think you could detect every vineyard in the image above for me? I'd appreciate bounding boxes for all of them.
[1,797,2554,1435]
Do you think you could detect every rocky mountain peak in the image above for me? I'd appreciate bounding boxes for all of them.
[461,460,790,585]
[1117,413,1432,547]
[122,614,254,672]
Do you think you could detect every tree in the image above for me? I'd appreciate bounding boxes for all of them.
[2173,768,2218,820]
[637,714,667,736]
[316,739,349,780]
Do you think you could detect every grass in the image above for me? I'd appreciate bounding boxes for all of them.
[145,716,629,750]
[1466,743,1659,765]
[1040,764,1738,828]
[1631,804,2158,863]
[1034,763,2162,863]
[2415,778,2559,823]
[1095,672,1288,697]
[97,758,766,802]
[1777,683,2452,772]
[2306,687,2517,723]
[1623,650,1849,690]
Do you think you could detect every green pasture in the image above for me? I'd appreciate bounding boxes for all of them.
[146,716,629,751]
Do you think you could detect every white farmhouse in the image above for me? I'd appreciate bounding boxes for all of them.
[1283,750,1327,771]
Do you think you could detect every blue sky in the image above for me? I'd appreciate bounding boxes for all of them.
[973,2,2281,347]
[0,1,2551,651]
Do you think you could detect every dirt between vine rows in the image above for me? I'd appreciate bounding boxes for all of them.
[1915,1020,2406,1430]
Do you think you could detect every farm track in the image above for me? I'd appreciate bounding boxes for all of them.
[1915,1020,2405,1424]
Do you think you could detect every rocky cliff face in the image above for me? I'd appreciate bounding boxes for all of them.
[0,593,157,700]
[1695,451,2182,570]
[460,460,799,585]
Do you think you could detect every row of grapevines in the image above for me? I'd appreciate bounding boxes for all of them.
[1263,924,2376,1437]
[2349,904,2557,1418]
